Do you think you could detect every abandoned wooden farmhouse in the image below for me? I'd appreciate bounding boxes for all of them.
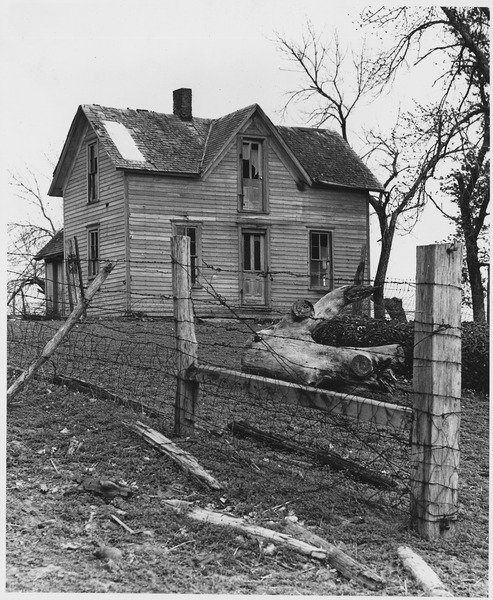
[40,88,383,317]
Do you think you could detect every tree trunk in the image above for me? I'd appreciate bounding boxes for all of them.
[464,235,486,322]
[242,285,403,394]
[372,215,396,320]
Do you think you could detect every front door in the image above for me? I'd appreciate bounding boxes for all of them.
[241,230,267,306]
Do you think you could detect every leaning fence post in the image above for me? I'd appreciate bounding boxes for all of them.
[172,235,199,437]
[7,261,116,401]
[411,242,462,540]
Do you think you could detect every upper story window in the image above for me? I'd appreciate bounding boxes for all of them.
[309,230,333,290]
[239,138,267,212]
[173,223,202,286]
[88,227,100,279]
[87,142,99,203]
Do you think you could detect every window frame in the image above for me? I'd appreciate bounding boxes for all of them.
[172,222,202,287]
[308,229,334,291]
[87,141,99,203]
[87,226,100,280]
[238,136,269,213]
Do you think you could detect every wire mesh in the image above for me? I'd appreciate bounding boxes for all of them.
[7,267,417,514]
[7,252,466,522]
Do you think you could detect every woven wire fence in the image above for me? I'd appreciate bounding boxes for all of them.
[8,246,465,530]
[7,259,421,515]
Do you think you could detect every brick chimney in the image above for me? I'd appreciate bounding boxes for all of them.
[173,88,192,121]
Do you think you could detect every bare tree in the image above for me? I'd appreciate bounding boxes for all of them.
[277,9,489,321]
[8,170,62,316]
[363,7,490,321]
[276,23,382,143]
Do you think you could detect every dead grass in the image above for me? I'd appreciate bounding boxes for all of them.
[5,318,489,595]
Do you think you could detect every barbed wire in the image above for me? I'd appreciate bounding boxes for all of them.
[7,256,467,519]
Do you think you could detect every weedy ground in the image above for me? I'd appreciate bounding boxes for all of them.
[5,320,489,595]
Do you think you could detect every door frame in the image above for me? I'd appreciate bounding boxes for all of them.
[239,226,270,307]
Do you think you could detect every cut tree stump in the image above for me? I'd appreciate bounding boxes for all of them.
[163,499,385,590]
[242,285,403,394]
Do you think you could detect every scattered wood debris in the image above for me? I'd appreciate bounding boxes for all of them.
[81,478,133,501]
[110,514,135,535]
[228,420,395,490]
[129,421,223,491]
[398,546,453,597]
[283,518,385,590]
[163,499,385,590]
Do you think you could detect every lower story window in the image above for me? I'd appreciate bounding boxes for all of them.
[88,228,100,279]
[174,224,201,285]
[309,230,333,289]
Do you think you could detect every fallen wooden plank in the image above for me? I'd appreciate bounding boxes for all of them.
[228,420,396,489]
[163,499,384,591]
[130,421,223,491]
[189,363,412,430]
[283,519,385,590]
[398,546,453,597]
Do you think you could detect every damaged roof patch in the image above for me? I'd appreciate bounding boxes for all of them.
[102,120,146,162]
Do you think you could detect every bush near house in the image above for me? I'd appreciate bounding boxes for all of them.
[314,316,489,393]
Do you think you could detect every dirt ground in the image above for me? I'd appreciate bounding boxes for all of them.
[5,374,489,596]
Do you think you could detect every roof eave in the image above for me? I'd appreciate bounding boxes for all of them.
[315,178,384,193]
[118,166,201,178]
[48,106,88,197]
[35,250,64,261]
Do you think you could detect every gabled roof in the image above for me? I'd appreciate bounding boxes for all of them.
[49,102,383,196]
[35,230,64,260]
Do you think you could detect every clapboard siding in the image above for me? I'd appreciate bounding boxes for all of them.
[122,135,369,316]
[63,128,127,314]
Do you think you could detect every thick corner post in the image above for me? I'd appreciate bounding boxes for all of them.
[411,243,462,539]
[172,235,199,437]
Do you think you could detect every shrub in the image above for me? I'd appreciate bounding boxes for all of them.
[314,316,489,392]
[461,321,490,392]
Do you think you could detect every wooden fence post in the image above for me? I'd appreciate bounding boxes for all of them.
[411,242,462,540]
[172,235,199,437]
[7,261,116,401]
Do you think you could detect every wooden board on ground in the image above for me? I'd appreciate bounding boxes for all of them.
[130,421,223,491]
[163,499,385,591]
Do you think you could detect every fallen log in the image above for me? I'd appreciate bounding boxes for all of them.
[242,285,403,394]
[283,519,385,590]
[163,499,384,590]
[259,285,375,340]
[398,546,453,597]
[130,421,223,491]
[228,420,396,489]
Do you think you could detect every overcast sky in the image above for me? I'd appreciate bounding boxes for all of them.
[2,0,456,280]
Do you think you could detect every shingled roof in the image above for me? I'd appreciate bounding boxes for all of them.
[49,99,383,196]
[277,126,382,191]
[35,230,64,260]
